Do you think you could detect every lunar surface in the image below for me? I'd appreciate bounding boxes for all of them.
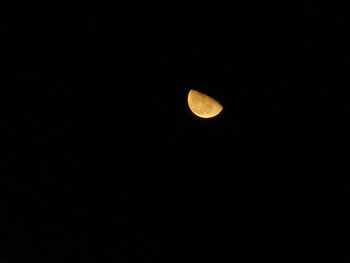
[187,89,223,118]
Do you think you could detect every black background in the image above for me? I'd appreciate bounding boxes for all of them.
[2,1,350,262]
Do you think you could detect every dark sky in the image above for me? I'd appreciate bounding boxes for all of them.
[2,1,350,262]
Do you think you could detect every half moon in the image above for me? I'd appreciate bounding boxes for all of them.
[187,89,223,118]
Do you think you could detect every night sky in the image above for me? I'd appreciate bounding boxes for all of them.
[2,2,350,262]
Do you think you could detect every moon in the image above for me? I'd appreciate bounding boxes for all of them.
[187,89,223,118]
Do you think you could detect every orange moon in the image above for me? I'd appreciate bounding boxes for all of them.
[187,89,223,118]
